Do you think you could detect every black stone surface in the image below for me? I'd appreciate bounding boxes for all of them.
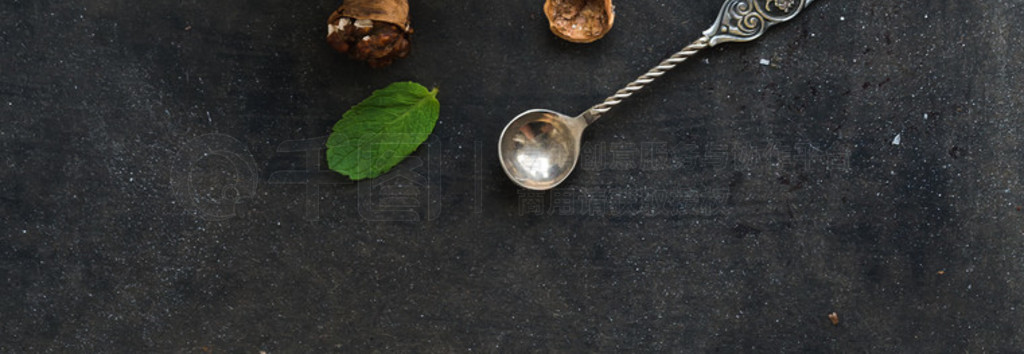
[3,0,1024,351]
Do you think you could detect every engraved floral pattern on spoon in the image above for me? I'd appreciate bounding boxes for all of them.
[767,0,797,13]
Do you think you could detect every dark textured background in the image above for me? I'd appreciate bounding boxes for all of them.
[3,0,1024,351]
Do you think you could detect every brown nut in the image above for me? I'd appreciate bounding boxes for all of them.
[327,0,412,68]
[544,0,615,43]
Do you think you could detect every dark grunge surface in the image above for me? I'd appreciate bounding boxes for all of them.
[2,0,1023,351]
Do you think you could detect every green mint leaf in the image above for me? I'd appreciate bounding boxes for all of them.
[326,81,440,180]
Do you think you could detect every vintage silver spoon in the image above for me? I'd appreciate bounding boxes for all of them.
[499,0,818,190]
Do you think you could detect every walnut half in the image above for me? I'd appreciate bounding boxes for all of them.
[544,0,615,43]
[327,0,412,68]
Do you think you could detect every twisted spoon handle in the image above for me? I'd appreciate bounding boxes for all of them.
[582,36,711,124]
[581,0,816,124]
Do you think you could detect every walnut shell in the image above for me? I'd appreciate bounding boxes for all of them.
[327,0,412,68]
[544,0,615,43]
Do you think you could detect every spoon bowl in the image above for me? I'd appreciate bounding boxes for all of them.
[498,109,587,190]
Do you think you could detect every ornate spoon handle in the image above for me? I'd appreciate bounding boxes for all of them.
[581,0,818,124]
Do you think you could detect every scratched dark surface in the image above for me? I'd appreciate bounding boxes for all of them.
[3,0,1024,351]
